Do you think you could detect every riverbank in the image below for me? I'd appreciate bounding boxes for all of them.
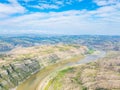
[16,55,84,90]
[37,51,106,90]
[44,51,120,90]
[0,44,88,90]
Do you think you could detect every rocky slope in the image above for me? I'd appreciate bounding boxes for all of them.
[46,51,120,90]
[0,44,88,90]
[0,60,40,90]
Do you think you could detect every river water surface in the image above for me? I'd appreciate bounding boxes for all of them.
[16,51,106,90]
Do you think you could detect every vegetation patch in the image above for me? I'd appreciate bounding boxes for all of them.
[45,51,120,90]
[45,67,74,90]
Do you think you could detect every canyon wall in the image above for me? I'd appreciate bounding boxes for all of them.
[0,45,88,90]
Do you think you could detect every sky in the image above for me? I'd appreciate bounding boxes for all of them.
[0,0,120,35]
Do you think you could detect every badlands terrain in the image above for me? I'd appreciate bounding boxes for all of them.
[45,51,120,90]
[0,35,120,90]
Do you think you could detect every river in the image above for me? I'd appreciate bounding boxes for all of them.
[67,51,106,66]
[16,51,106,90]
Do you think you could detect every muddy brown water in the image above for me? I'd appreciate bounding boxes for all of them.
[16,51,106,90]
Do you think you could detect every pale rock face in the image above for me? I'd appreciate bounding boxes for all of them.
[0,45,88,90]
[0,60,40,90]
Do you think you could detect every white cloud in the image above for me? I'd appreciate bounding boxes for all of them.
[0,5,120,35]
[94,0,120,6]
[55,1,64,5]
[32,4,59,9]
[24,0,83,10]
[0,0,26,18]
[0,0,120,35]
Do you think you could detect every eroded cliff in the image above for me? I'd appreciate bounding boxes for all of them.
[0,44,88,90]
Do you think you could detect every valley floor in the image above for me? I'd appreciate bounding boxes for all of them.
[16,55,84,90]
[0,44,87,90]
[44,51,120,90]
[17,50,105,90]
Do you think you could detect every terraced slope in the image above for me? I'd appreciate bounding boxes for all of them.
[0,44,88,90]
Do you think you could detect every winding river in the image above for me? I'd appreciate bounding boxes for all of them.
[16,51,106,90]
[67,51,106,66]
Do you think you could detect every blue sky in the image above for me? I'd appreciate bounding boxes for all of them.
[0,0,120,35]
